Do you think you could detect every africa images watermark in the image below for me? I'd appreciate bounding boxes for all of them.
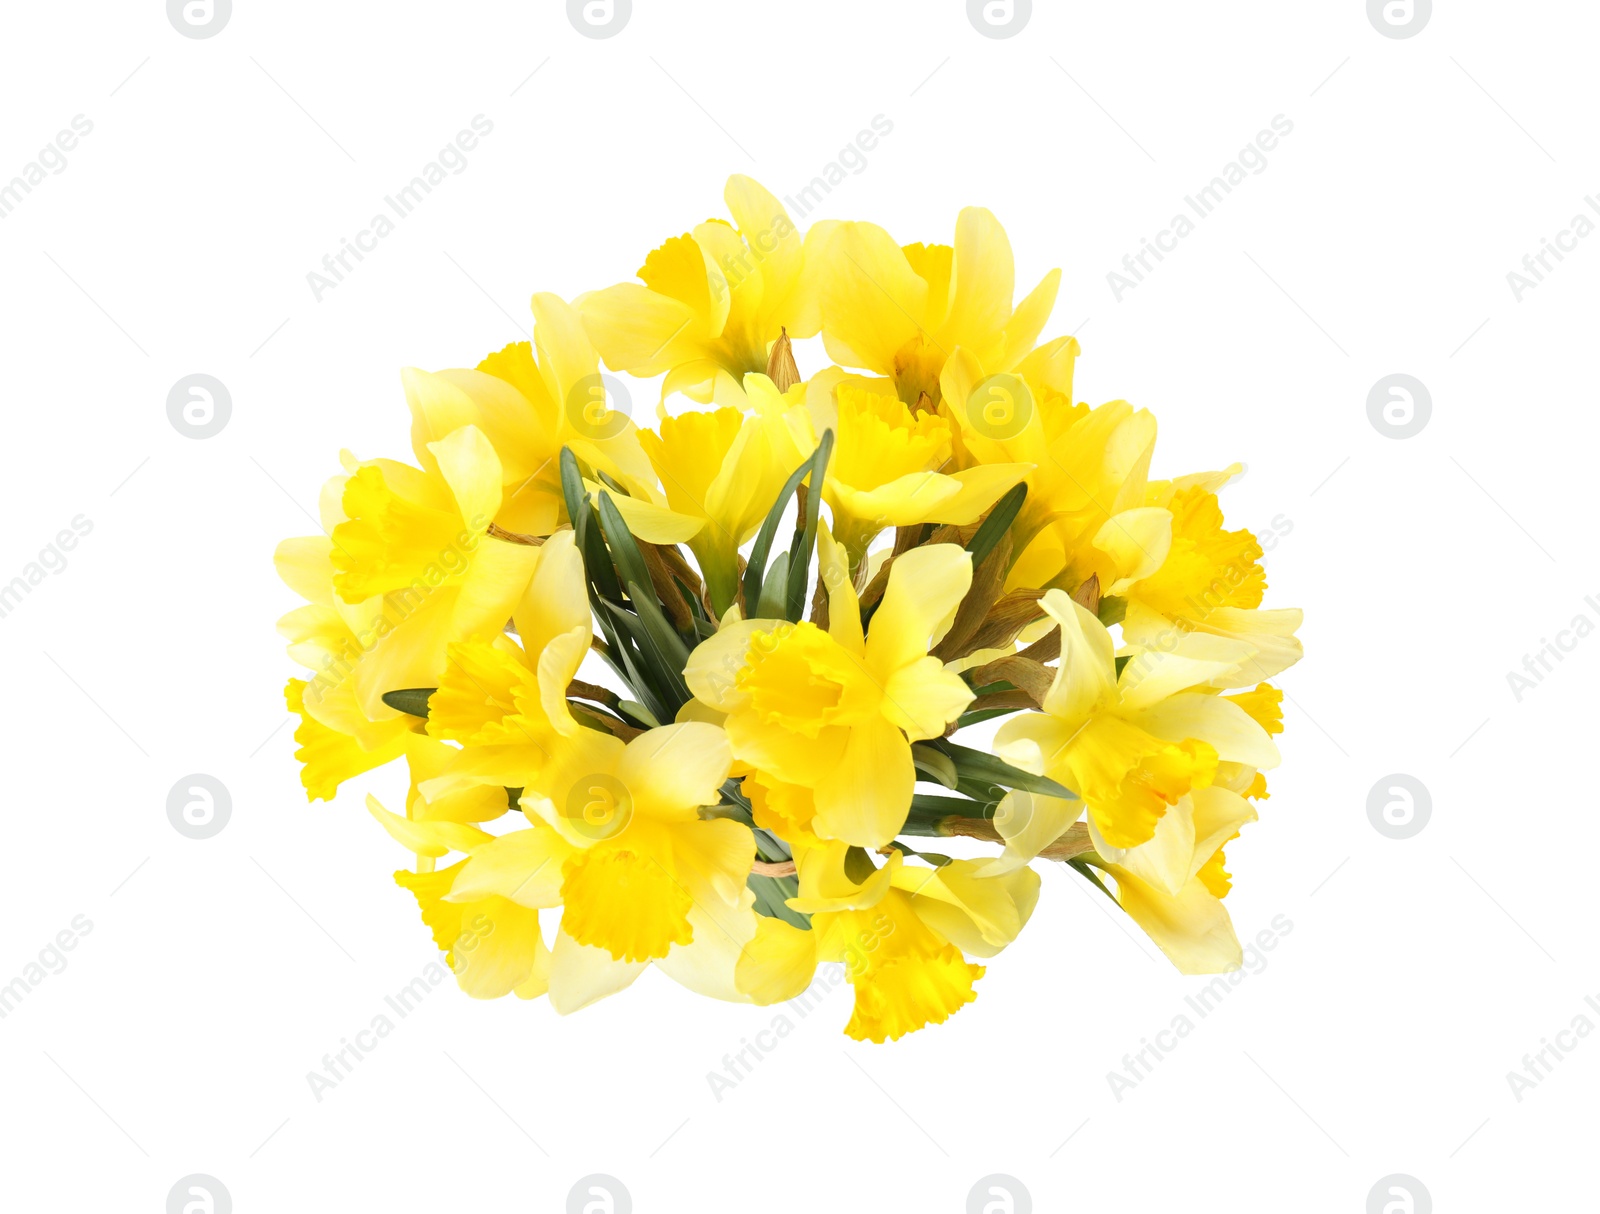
[705,916,893,1103]
[778,115,895,222]
[1503,592,1600,702]
[1504,990,1600,1104]
[0,515,94,622]
[1105,914,1294,1102]
[306,115,495,302]
[300,514,486,710]
[0,914,95,1021]
[305,921,491,1102]
[709,114,897,306]
[0,114,94,221]
[1107,115,1295,302]
[1505,194,1600,302]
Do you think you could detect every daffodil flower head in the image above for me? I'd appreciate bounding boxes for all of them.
[687,527,974,847]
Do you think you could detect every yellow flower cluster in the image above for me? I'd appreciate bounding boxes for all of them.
[274,177,1302,1041]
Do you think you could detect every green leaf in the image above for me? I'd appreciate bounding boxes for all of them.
[926,737,1078,801]
[1070,856,1121,905]
[381,688,435,718]
[900,793,998,836]
[1099,595,1127,627]
[748,873,810,928]
[561,449,623,606]
[785,429,834,623]
[890,840,953,866]
[595,491,654,608]
[754,549,789,618]
[742,442,822,615]
[952,706,1026,731]
[965,481,1027,569]
[597,602,676,723]
[624,580,692,709]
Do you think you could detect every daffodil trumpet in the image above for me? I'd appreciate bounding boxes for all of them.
[274,176,1302,1038]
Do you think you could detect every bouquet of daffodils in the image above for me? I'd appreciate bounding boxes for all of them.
[275,177,1301,1042]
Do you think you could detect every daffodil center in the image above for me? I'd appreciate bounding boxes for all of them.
[738,621,876,736]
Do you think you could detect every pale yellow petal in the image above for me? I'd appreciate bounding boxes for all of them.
[1039,589,1117,723]
[735,915,819,1005]
[881,657,974,742]
[426,424,502,533]
[618,722,734,820]
[809,715,914,848]
[1095,507,1174,593]
[1126,692,1282,769]
[446,826,571,908]
[865,543,972,680]
[547,929,648,1014]
[1109,865,1242,974]
[366,795,494,858]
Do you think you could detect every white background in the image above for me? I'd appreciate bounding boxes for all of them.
[0,2,1592,1210]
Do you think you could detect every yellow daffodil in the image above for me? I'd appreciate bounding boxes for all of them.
[1096,783,1259,973]
[364,799,552,1000]
[578,177,828,407]
[633,378,816,612]
[816,207,1060,407]
[735,838,1038,1042]
[686,527,973,847]
[1120,471,1304,684]
[940,345,1169,597]
[282,677,416,801]
[435,722,758,1013]
[276,490,426,798]
[993,589,1280,851]
[326,424,542,722]
[404,293,657,537]
[813,379,1031,564]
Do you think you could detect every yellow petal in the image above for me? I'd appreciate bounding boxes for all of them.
[1126,692,1281,769]
[1095,506,1174,593]
[819,222,927,374]
[284,678,413,802]
[594,484,706,544]
[426,424,502,534]
[366,794,494,858]
[393,863,548,999]
[1108,864,1242,974]
[402,367,544,486]
[684,619,770,711]
[446,825,572,908]
[1038,590,1117,723]
[578,281,701,377]
[735,915,819,1005]
[927,463,1034,525]
[617,722,734,820]
[657,890,758,1003]
[937,206,1013,362]
[810,715,914,848]
[865,543,972,680]
[880,656,974,742]
[512,529,589,654]
[275,536,335,606]
[546,928,648,1014]
[1001,268,1062,369]
[816,522,864,654]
